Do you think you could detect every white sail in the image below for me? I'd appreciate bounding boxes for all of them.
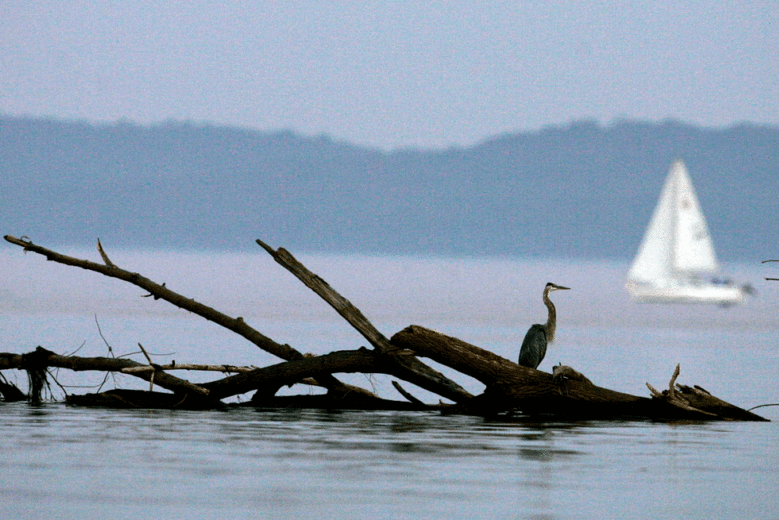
[671,161,718,274]
[626,160,747,305]
[626,164,676,283]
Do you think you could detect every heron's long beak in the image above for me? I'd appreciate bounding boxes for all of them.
[557,285,570,290]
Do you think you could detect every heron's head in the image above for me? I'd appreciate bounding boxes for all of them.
[545,282,570,292]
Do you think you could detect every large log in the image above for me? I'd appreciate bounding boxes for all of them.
[390,325,768,421]
[2,236,768,421]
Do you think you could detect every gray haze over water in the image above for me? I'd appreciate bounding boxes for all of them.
[2,116,777,261]
[3,3,777,149]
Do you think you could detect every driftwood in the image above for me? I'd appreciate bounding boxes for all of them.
[0,377,26,402]
[0,235,768,421]
[391,326,767,421]
[0,347,214,401]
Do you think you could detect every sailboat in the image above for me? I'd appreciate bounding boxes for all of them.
[625,159,749,305]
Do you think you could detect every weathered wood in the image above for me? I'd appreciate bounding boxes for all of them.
[121,363,256,374]
[4,235,298,360]
[256,240,473,403]
[390,325,547,387]
[257,239,390,353]
[391,325,767,421]
[204,348,384,400]
[1,347,381,402]
[2,235,366,398]
[652,383,767,421]
[0,346,459,406]
[247,393,437,411]
[201,347,468,404]
[66,388,430,411]
[1,347,213,398]
[553,364,593,386]
[2,236,768,421]
[66,389,220,410]
[0,379,27,401]
[391,324,633,416]
[392,380,426,406]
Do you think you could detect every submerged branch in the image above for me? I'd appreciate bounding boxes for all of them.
[0,347,211,398]
[392,381,425,406]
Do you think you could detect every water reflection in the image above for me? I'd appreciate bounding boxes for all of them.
[2,403,778,520]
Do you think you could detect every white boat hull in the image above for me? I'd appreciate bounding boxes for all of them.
[625,281,747,305]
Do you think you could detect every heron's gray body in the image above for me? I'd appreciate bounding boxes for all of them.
[518,323,548,368]
[518,282,569,369]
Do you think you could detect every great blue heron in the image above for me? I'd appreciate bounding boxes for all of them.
[518,282,570,369]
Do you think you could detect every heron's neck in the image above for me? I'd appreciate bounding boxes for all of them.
[544,290,557,343]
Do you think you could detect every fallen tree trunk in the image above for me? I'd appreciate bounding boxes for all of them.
[390,325,768,421]
[1,235,768,421]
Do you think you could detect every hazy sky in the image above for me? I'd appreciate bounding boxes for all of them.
[2,1,777,149]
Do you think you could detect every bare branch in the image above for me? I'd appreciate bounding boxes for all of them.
[256,240,472,402]
[201,348,386,400]
[256,239,391,352]
[97,238,115,267]
[5,236,376,398]
[0,347,211,398]
[122,363,256,374]
[392,381,425,405]
[4,235,299,361]
[668,363,681,400]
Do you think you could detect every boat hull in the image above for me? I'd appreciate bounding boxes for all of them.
[625,281,747,305]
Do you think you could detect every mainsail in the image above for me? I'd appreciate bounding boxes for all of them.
[671,162,718,275]
[626,160,747,305]
[627,160,718,284]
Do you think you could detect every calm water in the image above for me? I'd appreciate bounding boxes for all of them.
[2,249,779,519]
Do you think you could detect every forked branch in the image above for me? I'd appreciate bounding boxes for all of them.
[256,239,472,402]
[2,235,373,398]
[4,235,297,360]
